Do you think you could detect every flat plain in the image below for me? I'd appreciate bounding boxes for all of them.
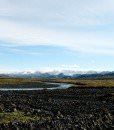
[0,78,113,129]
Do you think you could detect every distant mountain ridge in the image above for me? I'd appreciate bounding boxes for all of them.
[1,70,114,79]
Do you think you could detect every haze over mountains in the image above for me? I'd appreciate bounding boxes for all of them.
[0,70,114,79]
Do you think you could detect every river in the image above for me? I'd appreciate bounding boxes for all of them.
[0,82,73,91]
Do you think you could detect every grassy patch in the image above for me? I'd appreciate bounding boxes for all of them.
[0,78,58,88]
[47,79,114,87]
[0,111,50,124]
[0,78,41,85]
[1,78,114,87]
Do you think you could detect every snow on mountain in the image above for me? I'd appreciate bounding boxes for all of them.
[1,69,114,79]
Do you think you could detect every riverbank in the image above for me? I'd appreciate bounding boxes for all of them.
[42,78,114,87]
[1,78,114,88]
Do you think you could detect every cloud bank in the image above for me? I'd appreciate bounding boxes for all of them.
[0,0,114,55]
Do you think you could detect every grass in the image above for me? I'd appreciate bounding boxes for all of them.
[0,78,41,85]
[45,79,114,87]
[1,78,114,87]
[0,111,50,124]
[0,78,58,88]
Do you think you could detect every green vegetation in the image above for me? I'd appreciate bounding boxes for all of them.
[0,111,50,124]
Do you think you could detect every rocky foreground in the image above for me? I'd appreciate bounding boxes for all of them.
[0,87,114,130]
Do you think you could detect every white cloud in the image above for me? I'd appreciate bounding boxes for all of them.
[0,19,114,55]
[61,64,79,68]
[0,0,114,55]
[0,66,19,73]
[10,48,43,55]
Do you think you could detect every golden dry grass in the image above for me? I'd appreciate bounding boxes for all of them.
[0,78,114,87]
[0,78,41,85]
[47,79,114,87]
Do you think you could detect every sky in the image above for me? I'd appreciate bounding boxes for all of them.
[0,0,114,73]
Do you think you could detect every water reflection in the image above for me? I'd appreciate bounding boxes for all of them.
[0,83,73,91]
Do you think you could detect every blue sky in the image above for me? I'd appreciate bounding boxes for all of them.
[0,0,114,73]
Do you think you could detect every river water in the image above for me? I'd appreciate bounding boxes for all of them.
[0,83,73,91]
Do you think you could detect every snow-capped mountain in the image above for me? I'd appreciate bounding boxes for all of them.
[1,70,114,79]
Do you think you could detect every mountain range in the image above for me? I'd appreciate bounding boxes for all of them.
[0,70,114,79]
